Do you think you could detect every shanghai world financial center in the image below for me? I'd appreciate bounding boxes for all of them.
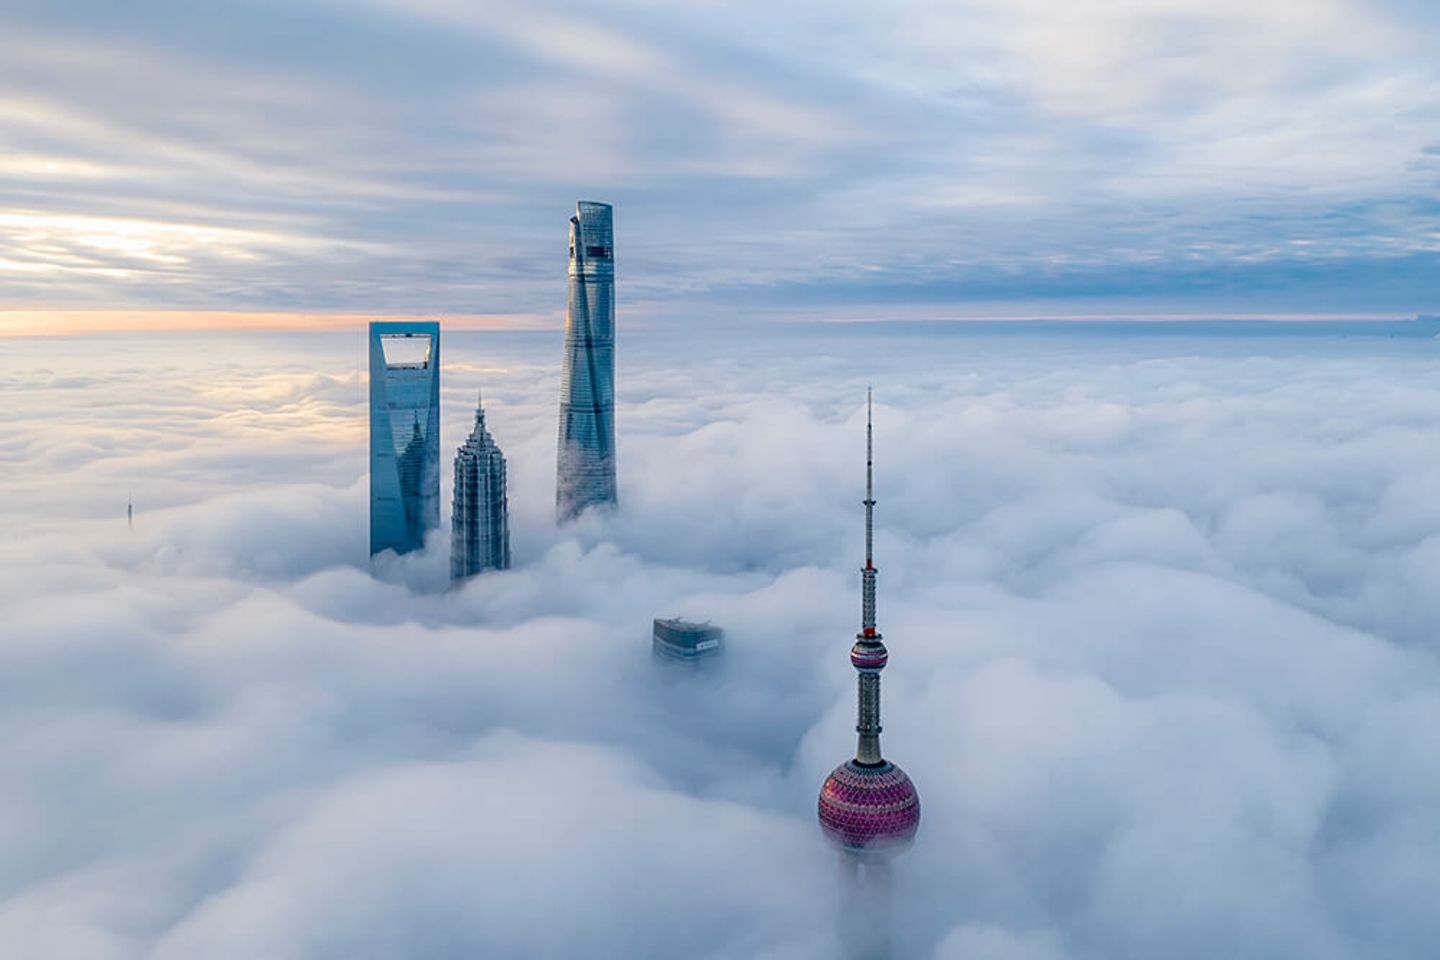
[369,321,440,556]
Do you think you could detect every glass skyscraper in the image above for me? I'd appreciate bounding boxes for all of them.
[369,321,440,556]
[451,390,510,581]
[556,200,617,521]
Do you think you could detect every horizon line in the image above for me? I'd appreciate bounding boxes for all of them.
[0,309,558,337]
[0,307,1428,337]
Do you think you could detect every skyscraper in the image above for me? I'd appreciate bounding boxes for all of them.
[556,200,617,522]
[369,321,440,556]
[818,391,921,959]
[651,617,725,662]
[451,390,511,581]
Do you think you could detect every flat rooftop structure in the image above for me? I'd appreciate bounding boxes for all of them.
[652,617,724,662]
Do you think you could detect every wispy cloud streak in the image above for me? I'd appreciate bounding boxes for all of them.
[0,0,1435,321]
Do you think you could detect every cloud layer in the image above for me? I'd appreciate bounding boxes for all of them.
[2,327,1440,957]
[1,0,1437,319]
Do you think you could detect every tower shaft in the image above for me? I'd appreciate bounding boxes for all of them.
[856,672,883,764]
[853,387,887,766]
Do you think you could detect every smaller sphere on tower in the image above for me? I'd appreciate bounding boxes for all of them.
[850,639,888,672]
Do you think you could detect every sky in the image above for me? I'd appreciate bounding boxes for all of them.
[5,2,1440,956]
[2,0,1439,331]
[4,326,1440,957]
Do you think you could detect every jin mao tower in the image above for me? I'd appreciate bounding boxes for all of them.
[451,390,511,581]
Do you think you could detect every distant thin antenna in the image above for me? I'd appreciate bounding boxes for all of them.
[864,385,874,569]
[127,491,133,529]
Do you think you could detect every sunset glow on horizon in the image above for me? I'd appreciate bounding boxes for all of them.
[0,309,555,337]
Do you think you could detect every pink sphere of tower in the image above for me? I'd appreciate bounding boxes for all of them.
[819,759,920,854]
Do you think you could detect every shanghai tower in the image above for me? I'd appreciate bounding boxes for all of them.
[556,200,617,522]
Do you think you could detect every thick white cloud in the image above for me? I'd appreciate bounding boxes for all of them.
[2,328,1440,957]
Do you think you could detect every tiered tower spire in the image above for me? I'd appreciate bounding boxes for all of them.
[451,388,511,581]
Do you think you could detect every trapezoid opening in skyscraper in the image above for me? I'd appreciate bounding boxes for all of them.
[369,321,440,556]
[556,200,617,522]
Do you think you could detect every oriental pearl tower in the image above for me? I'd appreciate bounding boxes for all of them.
[818,389,920,959]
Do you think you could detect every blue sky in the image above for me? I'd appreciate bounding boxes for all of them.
[1,0,1438,324]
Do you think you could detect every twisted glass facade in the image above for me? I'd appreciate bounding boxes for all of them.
[556,200,617,521]
[369,321,440,556]
[451,392,510,581]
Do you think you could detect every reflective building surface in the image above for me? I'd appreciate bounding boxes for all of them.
[369,321,440,556]
[556,200,617,521]
[652,618,724,662]
[451,390,510,581]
